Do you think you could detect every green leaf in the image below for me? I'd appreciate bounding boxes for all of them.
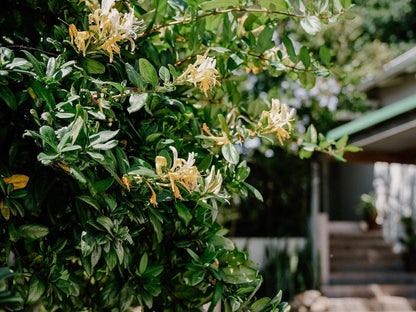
[299,148,313,159]
[22,50,44,78]
[0,85,17,110]
[242,182,264,202]
[306,124,318,144]
[89,130,119,147]
[91,245,102,268]
[299,46,310,69]
[227,53,244,71]
[82,58,106,74]
[300,16,322,35]
[319,45,331,65]
[335,135,348,149]
[105,249,118,271]
[96,216,114,233]
[221,266,257,284]
[31,80,56,109]
[26,276,45,304]
[221,144,239,165]
[149,212,163,243]
[208,282,224,312]
[139,252,148,275]
[209,234,234,250]
[18,225,49,240]
[128,167,157,178]
[344,145,362,152]
[77,195,101,211]
[159,66,170,82]
[259,0,288,11]
[251,297,271,312]
[46,57,56,78]
[139,58,159,87]
[198,153,213,171]
[200,0,239,10]
[299,71,316,89]
[39,125,58,148]
[175,202,193,226]
[125,63,145,90]
[128,93,149,114]
[91,140,118,150]
[282,36,296,63]
[257,26,275,53]
[93,177,114,193]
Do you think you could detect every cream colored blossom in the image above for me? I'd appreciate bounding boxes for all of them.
[201,166,223,197]
[177,51,221,96]
[151,147,202,204]
[69,24,92,56]
[69,0,144,62]
[251,98,295,145]
[201,123,230,146]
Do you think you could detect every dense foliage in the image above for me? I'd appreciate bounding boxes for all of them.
[0,0,356,311]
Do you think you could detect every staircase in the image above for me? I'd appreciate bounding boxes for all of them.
[321,222,416,299]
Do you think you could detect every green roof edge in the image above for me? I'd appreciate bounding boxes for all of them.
[326,93,416,140]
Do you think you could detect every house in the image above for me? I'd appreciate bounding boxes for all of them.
[315,46,416,287]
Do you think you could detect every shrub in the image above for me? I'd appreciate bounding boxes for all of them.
[0,0,354,311]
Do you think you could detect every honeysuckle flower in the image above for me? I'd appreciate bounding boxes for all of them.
[177,51,221,96]
[69,0,144,62]
[145,147,202,205]
[250,99,295,145]
[201,166,224,197]
[201,123,231,146]
[145,181,158,207]
[69,24,92,56]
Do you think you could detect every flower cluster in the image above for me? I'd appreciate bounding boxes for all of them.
[69,0,144,62]
[154,146,201,202]
[126,147,226,206]
[250,99,295,145]
[176,51,221,96]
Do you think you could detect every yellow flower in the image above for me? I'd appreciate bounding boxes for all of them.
[155,146,202,200]
[98,36,121,63]
[145,181,158,207]
[69,24,92,56]
[177,51,221,96]
[201,123,230,146]
[69,0,144,62]
[3,174,29,190]
[254,98,295,145]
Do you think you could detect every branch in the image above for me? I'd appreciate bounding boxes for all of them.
[6,45,59,57]
[139,7,345,38]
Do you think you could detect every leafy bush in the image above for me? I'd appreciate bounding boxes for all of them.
[0,0,355,311]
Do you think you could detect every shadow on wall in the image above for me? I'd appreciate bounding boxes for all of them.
[233,237,316,302]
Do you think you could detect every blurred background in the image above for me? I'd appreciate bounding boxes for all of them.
[218,0,416,307]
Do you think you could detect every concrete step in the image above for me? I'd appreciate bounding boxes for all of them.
[330,238,393,249]
[322,284,416,298]
[330,258,404,272]
[330,271,416,285]
[329,247,400,261]
[330,229,384,238]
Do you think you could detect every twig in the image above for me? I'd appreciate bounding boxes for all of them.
[6,45,59,57]
[139,7,344,38]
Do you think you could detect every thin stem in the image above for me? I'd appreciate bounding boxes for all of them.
[139,7,344,38]
[6,45,59,57]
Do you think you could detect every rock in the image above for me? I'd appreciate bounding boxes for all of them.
[293,290,322,308]
[310,296,329,312]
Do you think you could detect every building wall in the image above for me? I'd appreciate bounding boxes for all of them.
[377,75,416,106]
[327,162,375,221]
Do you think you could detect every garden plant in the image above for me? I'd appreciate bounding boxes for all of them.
[0,0,357,311]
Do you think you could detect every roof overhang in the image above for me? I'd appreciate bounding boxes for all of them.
[326,94,416,164]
